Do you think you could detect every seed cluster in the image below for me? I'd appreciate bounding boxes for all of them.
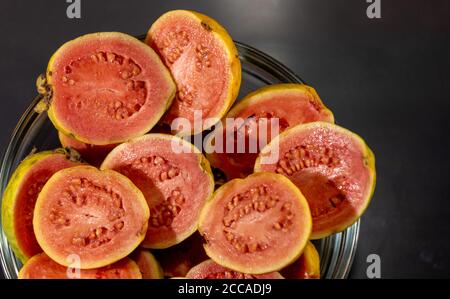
[221,185,295,254]
[107,80,146,120]
[206,271,255,279]
[62,51,147,121]
[125,156,181,183]
[24,180,46,224]
[276,145,339,175]
[178,84,197,106]
[49,177,126,248]
[195,44,211,70]
[149,188,186,228]
[311,193,346,218]
[160,30,190,64]
[122,156,184,228]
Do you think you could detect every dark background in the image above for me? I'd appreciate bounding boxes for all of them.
[1,0,449,278]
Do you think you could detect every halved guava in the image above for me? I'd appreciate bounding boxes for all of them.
[1,149,82,263]
[41,32,176,145]
[130,249,164,279]
[101,134,214,249]
[281,241,320,279]
[146,10,241,135]
[255,122,376,239]
[186,259,283,279]
[33,165,149,269]
[198,172,312,274]
[58,132,117,167]
[19,253,141,279]
[153,232,208,277]
[206,84,334,180]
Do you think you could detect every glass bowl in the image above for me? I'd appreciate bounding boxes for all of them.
[0,40,359,279]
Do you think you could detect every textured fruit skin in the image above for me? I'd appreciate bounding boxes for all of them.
[281,241,320,279]
[255,122,376,239]
[19,253,141,279]
[1,149,82,263]
[198,172,312,274]
[101,134,214,249]
[33,165,150,269]
[186,259,284,279]
[58,132,117,167]
[146,10,241,135]
[207,83,334,180]
[45,32,176,145]
[130,250,164,279]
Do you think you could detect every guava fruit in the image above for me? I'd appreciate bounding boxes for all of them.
[186,259,283,279]
[101,134,214,249]
[255,122,376,239]
[206,84,334,180]
[58,132,117,167]
[198,172,312,274]
[146,10,241,135]
[281,241,320,279]
[33,165,149,269]
[39,32,176,145]
[153,232,208,277]
[1,149,82,263]
[19,253,141,279]
[130,249,164,279]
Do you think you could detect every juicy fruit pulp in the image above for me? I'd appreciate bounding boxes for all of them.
[131,250,164,279]
[59,132,117,167]
[186,259,283,279]
[19,253,141,279]
[281,241,320,279]
[199,172,312,274]
[101,134,214,249]
[207,84,334,180]
[146,10,241,135]
[33,166,149,269]
[45,32,176,145]
[1,150,82,263]
[255,122,376,239]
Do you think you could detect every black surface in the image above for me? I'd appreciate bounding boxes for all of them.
[1,0,450,279]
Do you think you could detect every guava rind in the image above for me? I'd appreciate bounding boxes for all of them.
[130,250,164,279]
[33,165,149,269]
[255,121,376,239]
[44,32,176,145]
[101,134,214,249]
[146,10,241,135]
[58,131,117,167]
[206,83,334,180]
[198,172,312,274]
[186,259,284,279]
[19,253,141,279]
[281,241,320,279]
[1,149,82,263]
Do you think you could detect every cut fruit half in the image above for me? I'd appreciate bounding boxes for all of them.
[186,259,283,279]
[41,32,176,145]
[199,172,312,274]
[1,149,82,263]
[255,122,376,239]
[19,253,141,279]
[101,134,214,249]
[33,165,149,269]
[206,83,334,179]
[146,10,241,135]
